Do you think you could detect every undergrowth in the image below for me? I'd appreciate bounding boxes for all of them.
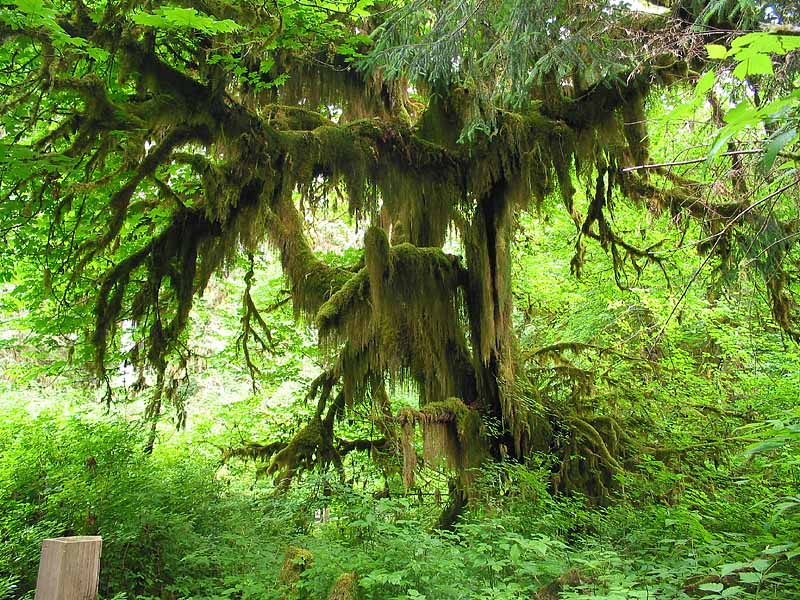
[1,406,798,600]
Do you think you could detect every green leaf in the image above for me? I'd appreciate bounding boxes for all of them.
[131,6,240,34]
[746,438,789,455]
[705,44,727,59]
[86,47,109,61]
[762,128,797,173]
[738,572,761,584]
[13,0,51,16]
[723,102,757,125]
[695,71,716,96]
[751,559,771,573]
[731,32,783,54]
[778,35,800,52]
[732,53,773,79]
[698,582,724,593]
[719,562,747,577]
[667,98,700,121]
[731,32,760,48]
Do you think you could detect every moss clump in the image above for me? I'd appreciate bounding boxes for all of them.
[279,546,314,591]
[328,572,361,600]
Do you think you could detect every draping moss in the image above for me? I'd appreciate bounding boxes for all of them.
[396,398,487,492]
[68,18,732,508]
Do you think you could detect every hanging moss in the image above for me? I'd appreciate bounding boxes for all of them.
[364,225,391,310]
[420,398,488,476]
[265,54,407,122]
[316,235,472,409]
[221,441,287,465]
[398,407,417,489]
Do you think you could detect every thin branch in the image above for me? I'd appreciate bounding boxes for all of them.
[623,149,764,172]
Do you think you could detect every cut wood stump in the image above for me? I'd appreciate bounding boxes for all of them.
[34,536,102,600]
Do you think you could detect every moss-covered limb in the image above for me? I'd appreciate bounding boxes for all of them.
[530,342,608,360]
[315,268,371,337]
[632,176,752,221]
[262,104,334,131]
[571,164,667,286]
[278,117,466,244]
[238,254,276,390]
[463,181,513,367]
[336,437,389,455]
[117,37,234,135]
[221,441,288,464]
[277,105,573,246]
[552,58,686,135]
[264,385,349,486]
[267,417,325,487]
[568,417,623,472]
[93,205,224,378]
[304,370,338,419]
[265,184,355,320]
[50,75,144,133]
[76,127,204,276]
[544,410,632,503]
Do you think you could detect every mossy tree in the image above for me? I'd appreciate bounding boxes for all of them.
[1,0,798,520]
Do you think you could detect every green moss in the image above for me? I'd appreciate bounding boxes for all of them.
[316,268,371,337]
[420,398,487,475]
[262,104,330,131]
[328,572,361,600]
[267,417,324,485]
[398,407,417,489]
[365,225,391,308]
[279,546,314,587]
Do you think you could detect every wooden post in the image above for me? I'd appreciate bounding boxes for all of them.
[34,536,102,600]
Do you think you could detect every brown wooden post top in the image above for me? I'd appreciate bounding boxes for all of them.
[34,536,102,600]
